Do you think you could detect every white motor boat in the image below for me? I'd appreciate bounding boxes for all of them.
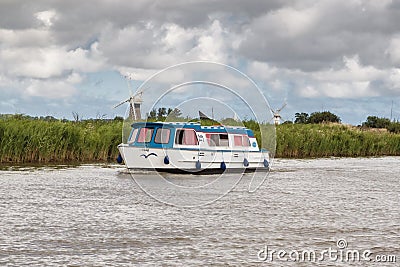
[118,121,270,174]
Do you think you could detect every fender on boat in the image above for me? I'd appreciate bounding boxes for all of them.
[243,158,249,167]
[220,161,226,171]
[164,155,170,164]
[263,159,269,168]
[196,160,202,169]
[117,154,123,164]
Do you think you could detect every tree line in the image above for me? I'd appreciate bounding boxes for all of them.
[285,111,400,133]
[362,116,400,133]
[291,111,341,124]
[147,108,183,121]
[2,109,399,134]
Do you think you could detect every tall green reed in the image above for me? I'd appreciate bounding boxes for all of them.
[0,118,121,163]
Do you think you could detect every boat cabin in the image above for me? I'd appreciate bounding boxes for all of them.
[127,122,259,151]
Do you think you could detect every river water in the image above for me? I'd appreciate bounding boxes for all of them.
[0,157,399,266]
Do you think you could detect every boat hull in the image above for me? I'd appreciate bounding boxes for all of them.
[118,144,269,174]
[134,167,260,175]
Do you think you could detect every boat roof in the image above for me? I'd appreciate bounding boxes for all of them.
[131,121,255,137]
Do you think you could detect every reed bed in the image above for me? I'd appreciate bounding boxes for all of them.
[0,118,122,164]
[276,124,400,158]
[1,117,399,164]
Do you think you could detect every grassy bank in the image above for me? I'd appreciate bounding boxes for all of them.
[276,123,400,158]
[1,117,400,164]
[0,118,121,164]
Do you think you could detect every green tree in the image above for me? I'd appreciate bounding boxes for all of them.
[147,109,157,120]
[362,116,391,129]
[157,107,167,121]
[113,116,124,122]
[167,108,182,119]
[387,122,400,133]
[294,112,309,124]
[308,111,341,124]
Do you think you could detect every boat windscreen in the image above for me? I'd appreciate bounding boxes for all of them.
[137,127,154,143]
[128,128,138,144]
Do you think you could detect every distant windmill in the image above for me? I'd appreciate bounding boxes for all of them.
[114,91,143,120]
[271,102,287,125]
[233,112,240,122]
[114,75,144,121]
[390,100,394,121]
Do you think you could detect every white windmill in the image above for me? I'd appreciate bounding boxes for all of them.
[271,102,287,125]
[114,75,144,121]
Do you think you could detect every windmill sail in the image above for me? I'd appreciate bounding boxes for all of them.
[271,101,287,125]
[277,102,287,112]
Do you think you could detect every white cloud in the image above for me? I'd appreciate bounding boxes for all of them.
[386,36,400,65]
[116,67,161,82]
[247,55,399,100]
[97,19,229,70]
[1,0,400,122]
[35,9,57,28]
[257,6,319,38]
[66,72,83,84]
[162,23,195,51]
[0,73,13,87]
[388,69,400,90]
[188,20,227,62]
[313,55,385,83]
[299,85,320,98]
[25,78,77,99]
[247,61,278,78]
[0,44,104,79]
[237,0,400,70]
[321,81,375,98]
[0,28,52,47]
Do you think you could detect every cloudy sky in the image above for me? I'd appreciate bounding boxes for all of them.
[1,0,400,124]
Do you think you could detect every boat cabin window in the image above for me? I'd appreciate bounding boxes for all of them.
[206,133,229,146]
[155,128,171,144]
[128,128,139,144]
[175,129,198,145]
[243,136,250,146]
[137,127,154,143]
[234,135,251,147]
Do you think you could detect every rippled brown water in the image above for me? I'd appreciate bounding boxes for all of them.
[0,158,399,266]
